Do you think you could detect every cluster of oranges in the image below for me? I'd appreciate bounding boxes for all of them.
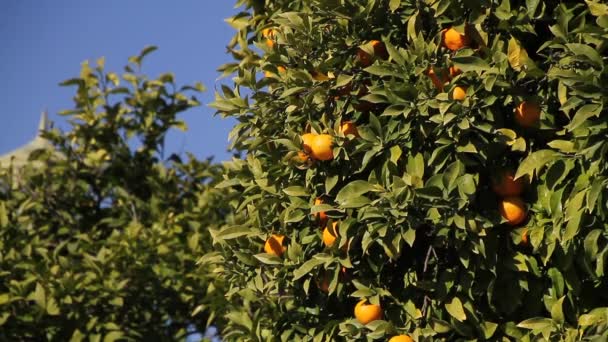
[433,26,538,243]
[258,24,541,341]
[424,27,469,100]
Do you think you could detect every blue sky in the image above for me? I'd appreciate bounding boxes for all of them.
[0,1,240,162]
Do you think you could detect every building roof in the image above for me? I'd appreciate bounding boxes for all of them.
[0,113,56,169]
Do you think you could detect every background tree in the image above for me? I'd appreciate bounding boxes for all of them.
[0,48,231,341]
[209,0,608,341]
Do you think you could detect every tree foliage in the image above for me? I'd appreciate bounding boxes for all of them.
[209,0,608,341]
[0,49,230,341]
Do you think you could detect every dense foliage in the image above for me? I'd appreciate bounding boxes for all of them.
[0,49,230,341]
[209,0,608,341]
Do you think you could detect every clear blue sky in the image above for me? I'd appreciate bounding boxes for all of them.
[0,1,239,162]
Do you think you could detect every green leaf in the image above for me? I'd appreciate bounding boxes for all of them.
[389,0,400,12]
[339,195,371,208]
[70,330,85,342]
[481,321,499,339]
[578,312,604,326]
[335,180,381,204]
[517,317,555,330]
[103,331,124,342]
[253,253,283,265]
[31,283,46,309]
[445,297,467,322]
[565,103,602,131]
[584,230,602,260]
[0,293,9,305]
[293,258,324,280]
[283,186,308,197]
[325,175,339,194]
[495,0,512,20]
[46,297,60,316]
[586,1,608,16]
[547,140,575,153]
[0,202,7,228]
[214,225,259,240]
[550,297,565,324]
[565,43,603,68]
[406,153,424,179]
[450,56,490,72]
[515,150,560,179]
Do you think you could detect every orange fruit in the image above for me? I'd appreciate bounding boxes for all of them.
[262,28,276,48]
[356,40,387,67]
[296,151,310,163]
[322,221,339,247]
[426,67,449,91]
[492,170,525,197]
[314,197,328,222]
[449,65,462,77]
[340,121,359,137]
[301,133,316,154]
[264,234,286,256]
[310,134,334,161]
[515,101,541,128]
[354,300,382,324]
[318,275,330,293]
[389,336,414,342]
[499,197,527,226]
[264,66,286,78]
[442,27,470,51]
[452,86,467,101]
[521,228,529,245]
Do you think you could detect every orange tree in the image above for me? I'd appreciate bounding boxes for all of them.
[208,0,608,340]
[0,49,231,340]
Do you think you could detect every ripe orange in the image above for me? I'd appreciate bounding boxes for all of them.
[318,275,330,293]
[340,121,359,137]
[521,228,529,246]
[357,40,387,67]
[264,66,286,78]
[449,65,462,77]
[354,300,382,324]
[314,197,328,222]
[442,27,470,51]
[262,28,276,48]
[492,170,524,197]
[295,151,310,163]
[322,221,339,247]
[515,101,541,127]
[389,335,414,342]
[264,234,286,256]
[310,134,334,161]
[452,86,467,101]
[499,197,527,226]
[426,67,449,91]
[301,133,316,154]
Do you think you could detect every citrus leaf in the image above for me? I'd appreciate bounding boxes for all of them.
[515,150,560,179]
[450,56,490,72]
[253,253,283,265]
[445,297,467,322]
[293,258,325,280]
[565,103,602,131]
[335,180,380,204]
[517,317,555,330]
[550,296,565,324]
